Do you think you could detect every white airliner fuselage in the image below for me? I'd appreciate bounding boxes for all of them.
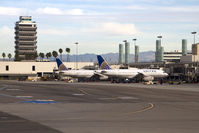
[137,69,168,78]
[60,70,94,78]
[59,70,103,78]
[101,69,138,78]
[101,68,168,81]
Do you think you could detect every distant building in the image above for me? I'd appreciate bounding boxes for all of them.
[163,51,182,62]
[180,55,199,63]
[0,61,94,79]
[15,16,37,61]
[181,43,199,63]
[192,43,199,55]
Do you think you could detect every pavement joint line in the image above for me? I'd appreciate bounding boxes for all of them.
[78,89,90,95]
[0,85,8,91]
[0,120,28,123]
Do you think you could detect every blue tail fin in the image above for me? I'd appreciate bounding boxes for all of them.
[97,55,111,70]
[56,58,68,71]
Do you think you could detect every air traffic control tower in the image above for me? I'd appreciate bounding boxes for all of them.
[14,16,37,61]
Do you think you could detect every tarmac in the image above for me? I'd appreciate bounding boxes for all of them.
[0,80,199,133]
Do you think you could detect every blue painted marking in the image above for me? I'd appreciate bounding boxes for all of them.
[23,100,56,104]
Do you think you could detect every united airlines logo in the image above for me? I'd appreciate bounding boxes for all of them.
[59,64,67,71]
[100,61,110,70]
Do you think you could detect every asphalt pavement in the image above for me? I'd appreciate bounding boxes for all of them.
[0,80,199,133]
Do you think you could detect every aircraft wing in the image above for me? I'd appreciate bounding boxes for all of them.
[134,72,155,81]
[134,72,145,79]
[93,71,109,80]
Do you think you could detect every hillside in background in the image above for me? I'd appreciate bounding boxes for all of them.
[0,51,155,63]
[60,51,155,64]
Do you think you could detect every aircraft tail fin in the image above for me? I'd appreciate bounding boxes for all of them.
[56,58,68,71]
[97,55,111,70]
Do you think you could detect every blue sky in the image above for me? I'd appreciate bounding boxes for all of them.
[0,0,199,55]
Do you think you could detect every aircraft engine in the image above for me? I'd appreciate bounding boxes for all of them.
[143,76,154,81]
[99,75,109,80]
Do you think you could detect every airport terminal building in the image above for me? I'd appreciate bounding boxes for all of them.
[0,61,94,80]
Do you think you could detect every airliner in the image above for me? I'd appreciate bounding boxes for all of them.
[97,55,168,82]
[56,58,95,81]
[56,58,106,81]
[97,55,138,82]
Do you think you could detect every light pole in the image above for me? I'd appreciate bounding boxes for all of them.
[157,35,162,41]
[133,39,137,45]
[191,32,197,44]
[74,42,78,70]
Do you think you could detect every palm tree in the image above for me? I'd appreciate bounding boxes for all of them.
[2,52,5,61]
[52,51,58,59]
[48,52,52,58]
[33,52,38,60]
[65,48,70,62]
[46,52,52,61]
[46,53,49,59]
[39,52,44,61]
[8,53,12,61]
[59,48,63,61]
[40,53,45,61]
[39,53,42,61]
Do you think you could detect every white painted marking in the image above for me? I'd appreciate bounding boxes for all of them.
[117,96,139,100]
[99,96,139,100]
[16,96,33,98]
[99,98,116,100]
[35,99,55,101]
[6,89,20,91]
[72,93,85,96]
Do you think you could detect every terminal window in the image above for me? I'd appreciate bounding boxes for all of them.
[32,66,35,71]
[6,65,9,71]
